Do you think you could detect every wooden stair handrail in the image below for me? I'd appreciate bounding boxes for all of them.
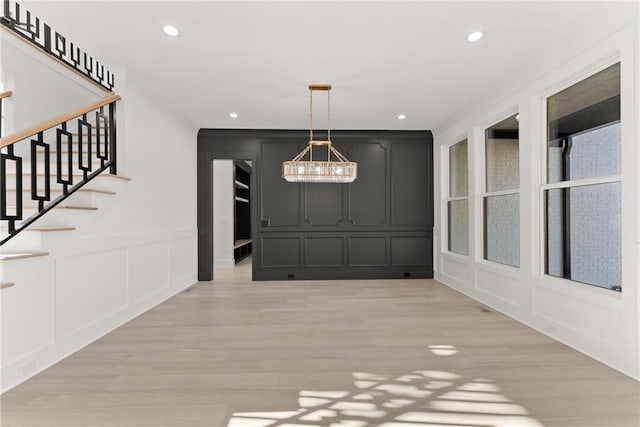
[0,93,121,149]
[0,91,13,99]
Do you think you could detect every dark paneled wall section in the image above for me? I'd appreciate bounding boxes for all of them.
[197,129,433,281]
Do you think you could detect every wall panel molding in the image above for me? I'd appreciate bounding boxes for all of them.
[198,129,433,281]
[347,141,388,226]
[304,236,344,267]
[1,229,198,393]
[347,236,387,267]
[304,184,344,226]
[260,236,301,268]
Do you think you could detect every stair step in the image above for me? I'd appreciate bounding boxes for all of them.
[0,226,76,251]
[0,282,15,289]
[48,148,105,154]
[71,131,108,136]
[0,252,48,261]
[22,160,105,168]
[1,226,75,233]
[5,205,98,212]
[6,188,116,196]
[5,172,130,181]
[45,205,97,211]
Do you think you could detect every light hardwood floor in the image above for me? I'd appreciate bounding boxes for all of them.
[2,258,639,426]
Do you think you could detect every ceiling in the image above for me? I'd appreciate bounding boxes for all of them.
[22,1,639,133]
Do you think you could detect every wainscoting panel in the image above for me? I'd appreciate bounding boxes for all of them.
[304,237,344,267]
[130,241,170,305]
[1,229,198,393]
[256,231,433,280]
[391,235,431,267]
[476,266,519,306]
[170,236,197,285]
[260,237,301,268]
[441,254,471,287]
[533,284,622,345]
[1,261,55,364]
[56,248,128,337]
[348,236,387,267]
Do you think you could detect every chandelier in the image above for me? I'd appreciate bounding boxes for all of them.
[282,84,357,183]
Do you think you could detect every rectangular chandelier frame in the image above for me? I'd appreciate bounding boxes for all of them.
[282,84,357,183]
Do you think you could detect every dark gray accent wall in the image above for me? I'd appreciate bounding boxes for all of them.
[197,129,433,281]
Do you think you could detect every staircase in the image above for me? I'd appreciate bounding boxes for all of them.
[1,0,126,285]
[0,94,129,287]
[0,1,201,395]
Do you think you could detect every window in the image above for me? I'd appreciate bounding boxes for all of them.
[483,114,519,267]
[543,63,621,291]
[448,139,468,255]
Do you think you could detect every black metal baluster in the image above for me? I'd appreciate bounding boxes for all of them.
[56,123,73,194]
[70,42,80,68]
[25,8,31,39]
[109,101,117,175]
[83,52,93,78]
[30,132,50,212]
[43,23,51,52]
[96,62,104,85]
[96,107,108,168]
[78,114,92,180]
[2,0,10,23]
[26,11,35,39]
[54,32,65,58]
[1,145,22,234]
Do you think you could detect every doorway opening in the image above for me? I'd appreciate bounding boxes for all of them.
[212,159,253,279]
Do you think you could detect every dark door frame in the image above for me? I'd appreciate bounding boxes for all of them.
[197,149,258,281]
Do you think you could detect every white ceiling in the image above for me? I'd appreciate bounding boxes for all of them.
[22,1,639,132]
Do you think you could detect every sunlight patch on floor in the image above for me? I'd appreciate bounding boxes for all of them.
[225,368,544,427]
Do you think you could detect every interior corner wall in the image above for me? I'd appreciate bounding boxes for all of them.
[433,24,639,380]
[0,51,198,391]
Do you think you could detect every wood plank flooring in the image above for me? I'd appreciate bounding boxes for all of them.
[2,258,639,426]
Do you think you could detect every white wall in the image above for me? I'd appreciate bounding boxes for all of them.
[433,24,639,379]
[0,41,198,392]
[0,31,103,136]
[213,160,235,267]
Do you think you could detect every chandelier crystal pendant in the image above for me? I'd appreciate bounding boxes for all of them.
[282,84,357,183]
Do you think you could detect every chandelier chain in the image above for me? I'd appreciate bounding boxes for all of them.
[327,89,331,142]
[309,87,314,142]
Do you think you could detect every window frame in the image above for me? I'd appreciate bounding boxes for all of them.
[479,113,521,269]
[539,60,623,291]
[445,138,469,256]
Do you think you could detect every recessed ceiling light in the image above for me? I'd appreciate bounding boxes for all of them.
[229,112,238,119]
[163,25,180,37]
[397,114,407,120]
[467,31,484,42]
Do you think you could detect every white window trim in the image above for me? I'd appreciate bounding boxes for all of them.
[444,138,469,257]
[539,61,623,291]
[480,114,521,268]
